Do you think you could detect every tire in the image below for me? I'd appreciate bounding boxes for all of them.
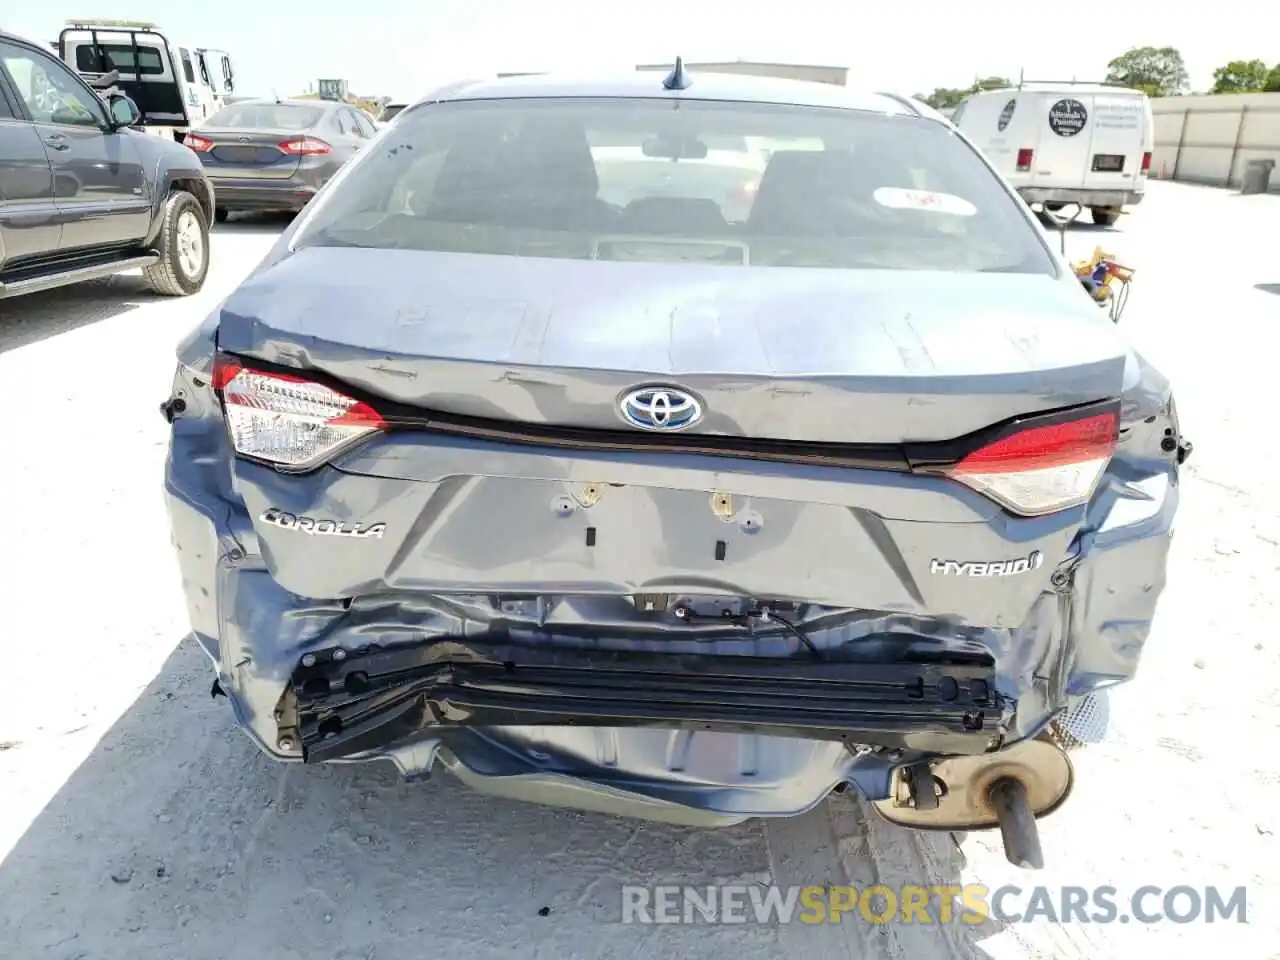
[143,191,210,296]
[214,206,230,223]
[1090,207,1120,227]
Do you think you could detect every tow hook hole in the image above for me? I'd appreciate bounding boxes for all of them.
[962,712,984,731]
[905,677,924,699]
[937,677,959,702]
[343,671,370,695]
[318,716,343,739]
[714,540,727,561]
[503,661,515,673]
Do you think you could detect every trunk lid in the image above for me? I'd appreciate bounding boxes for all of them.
[192,129,303,179]
[216,247,1130,445]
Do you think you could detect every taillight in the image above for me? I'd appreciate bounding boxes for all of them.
[926,407,1120,516]
[212,357,385,470]
[1016,148,1034,173]
[279,136,332,156]
[184,133,213,152]
[1140,151,1152,174]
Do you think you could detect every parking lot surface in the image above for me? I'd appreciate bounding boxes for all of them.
[1,185,1277,959]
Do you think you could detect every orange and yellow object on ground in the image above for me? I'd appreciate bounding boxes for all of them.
[1073,246,1134,306]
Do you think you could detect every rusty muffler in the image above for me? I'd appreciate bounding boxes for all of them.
[870,736,1073,869]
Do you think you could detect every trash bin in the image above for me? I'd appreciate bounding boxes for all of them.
[1241,158,1275,195]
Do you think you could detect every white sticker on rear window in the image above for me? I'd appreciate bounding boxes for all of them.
[873,187,977,216]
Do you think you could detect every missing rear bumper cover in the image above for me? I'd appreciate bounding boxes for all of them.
[276,640,1002,764]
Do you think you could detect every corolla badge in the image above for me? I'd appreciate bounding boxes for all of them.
[260,508,385,539]
[619,386,703,431]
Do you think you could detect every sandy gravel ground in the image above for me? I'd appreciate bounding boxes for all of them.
[1,185,1277,959]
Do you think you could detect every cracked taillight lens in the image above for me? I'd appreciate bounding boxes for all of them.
[937,408,1120,516]
[212,357,385,470]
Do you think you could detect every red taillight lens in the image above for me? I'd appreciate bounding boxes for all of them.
[279,136,332,156]
[1140,151,1152,174]
[212,356,385,470]
[184,133,213,152]
[931,408,1120,516]
[1016,148,1034,173]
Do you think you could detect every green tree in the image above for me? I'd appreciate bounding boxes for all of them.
[1105,46,1189,96]
[972,75,1012,92]
[1265,63,1280,92]
[919,76,1012,110]
[1211,59,1269,93]
[920,87,970,110]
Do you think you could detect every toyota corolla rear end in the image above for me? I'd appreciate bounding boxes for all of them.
[162,75,1189,868]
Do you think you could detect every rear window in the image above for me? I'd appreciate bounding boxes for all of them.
[294,97,1055,273]
[203,102,323,129]
[75,43,164,76]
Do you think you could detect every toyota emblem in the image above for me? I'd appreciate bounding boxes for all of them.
[619,386,703,432]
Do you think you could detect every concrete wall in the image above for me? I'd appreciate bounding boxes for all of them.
[635,61,849,86]
[1152,92,1280,190]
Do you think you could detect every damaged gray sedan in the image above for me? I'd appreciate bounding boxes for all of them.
[162,66,1191,869]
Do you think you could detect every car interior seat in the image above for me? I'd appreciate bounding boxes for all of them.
[747,149,883,237]
[418,120,615,230]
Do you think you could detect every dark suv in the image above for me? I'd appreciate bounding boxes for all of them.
[0,30,214,299]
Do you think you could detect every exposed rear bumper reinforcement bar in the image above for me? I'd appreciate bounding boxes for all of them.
[278,641,1003,764]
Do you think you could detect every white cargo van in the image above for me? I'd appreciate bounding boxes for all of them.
[951,81,1153,226]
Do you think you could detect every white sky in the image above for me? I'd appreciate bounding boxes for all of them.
[5,0,1277,99]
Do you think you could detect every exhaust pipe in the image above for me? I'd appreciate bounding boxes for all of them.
[987,776,1043,869]
[870,736,1073,869]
